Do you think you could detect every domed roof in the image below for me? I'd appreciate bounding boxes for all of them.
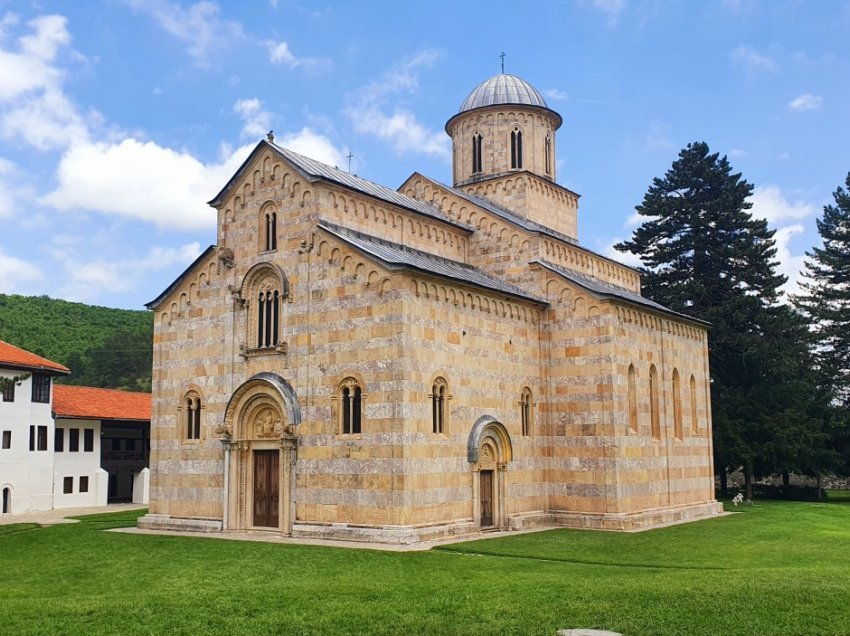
[458,73,549,112]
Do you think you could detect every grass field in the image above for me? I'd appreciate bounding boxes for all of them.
[2,499,850,635]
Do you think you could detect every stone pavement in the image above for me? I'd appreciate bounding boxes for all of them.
[0,503,146,526]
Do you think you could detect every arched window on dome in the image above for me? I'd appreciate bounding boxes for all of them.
[510,128,523,169]
[545,133,552,175]
[472,133,483,174]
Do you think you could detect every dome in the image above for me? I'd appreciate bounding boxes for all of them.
[458,73,549,113]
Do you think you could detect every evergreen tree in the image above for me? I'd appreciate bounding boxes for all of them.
[616,142,789,498]
[794,172,850,409]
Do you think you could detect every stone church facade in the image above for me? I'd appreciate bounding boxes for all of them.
[139,73,722,543]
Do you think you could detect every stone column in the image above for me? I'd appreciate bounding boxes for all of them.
[279,435,297,535]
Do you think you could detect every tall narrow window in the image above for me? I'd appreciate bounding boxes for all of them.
[627,365,638,432]
[84,428,94,452]
[340,378,363,434]
[2,379,14,402]
[649,365,660,439]
[1,431,10,449]
[510,129,523,169]
[185,392,202,440]
[520,387,533,436]
[37,426,47,451]
[54,428,64,452]
[672,369,683,439]
[471,133,483,173]
[31,373,50,403]
[29,426,34,451]
[431,378,448,434]
[257,289,280,348]
[79,476,89,493]
[264,211,277,251]
[544,134,552,174]
[63,477,73,494]
[690,375,699,434]
[69,428,80,452]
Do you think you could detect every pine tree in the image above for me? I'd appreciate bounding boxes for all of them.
[794,172,850,409]
[616,142,791,498]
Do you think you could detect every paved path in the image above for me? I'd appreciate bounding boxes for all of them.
[0,503,146,526]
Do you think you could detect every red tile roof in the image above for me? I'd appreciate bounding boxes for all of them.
[53,384,151,421]
[0,340,70,374]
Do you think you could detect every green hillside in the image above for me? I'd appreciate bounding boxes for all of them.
[0,294,152,392]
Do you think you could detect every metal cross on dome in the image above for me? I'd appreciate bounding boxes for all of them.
[500,51,506,73]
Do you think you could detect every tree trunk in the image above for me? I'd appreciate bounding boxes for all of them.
[816,473,823,500]
[744,466,753,501]
[719,469,728,499]
[782,471,790,487]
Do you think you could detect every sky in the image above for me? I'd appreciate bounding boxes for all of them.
[1,0,848,311]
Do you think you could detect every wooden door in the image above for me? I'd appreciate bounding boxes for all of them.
[480,470,494,527]
[253,450,280,528]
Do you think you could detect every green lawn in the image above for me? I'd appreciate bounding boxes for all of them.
[2,501,849,635]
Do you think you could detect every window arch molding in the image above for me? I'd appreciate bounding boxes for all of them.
[430,376,451,434]
[649,364,661,440]
[258,201,278,252]
[335,375,367,435]
[239,262,289,350]
[180,385,204,441]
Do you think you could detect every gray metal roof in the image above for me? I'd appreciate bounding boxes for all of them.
[268,141,467,228]
[319,221,546,304]
[209,140,467,230]
[534,259,709,326]
[459,74,549,112]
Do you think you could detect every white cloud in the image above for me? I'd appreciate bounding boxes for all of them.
[602,240,643,268]
[277,127,346,167]
[263,39,328,70]
[57,242,203,302]
[730,45,779,74]
[345,49,450,159]
[645,119,673,152]
[123,0,243,66]
[729,148,749,159]
[788,93,822,112]
[0,14,90,150]
[234,97,272,139]
[749,185,815,224]
[0,248,42,293]
[773,223,807,299]
[722,0,757,14]
[42,139,254,230]
[544,88,569,101]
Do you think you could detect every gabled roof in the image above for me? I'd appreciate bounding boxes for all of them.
[409,173,640,277]
[208,140,469,231]
[534,259,709,326]
[53,385,151,422]
[146,245,216,310]
[0,341,69,374]
[318,221,546,305]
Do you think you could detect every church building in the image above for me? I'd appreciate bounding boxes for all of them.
[139,73,722,543]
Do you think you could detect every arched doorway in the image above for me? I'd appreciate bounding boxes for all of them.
[2,487,10,514]
[467,416,513,530]
[218,373,302,533]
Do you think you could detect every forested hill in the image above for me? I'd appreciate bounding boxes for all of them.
[0,294,152,392]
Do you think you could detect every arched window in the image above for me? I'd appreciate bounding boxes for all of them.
[257,289,280,348]
[264,210,277,251]
[472,133,483,174]
[690,375,699,434]
[431,377,448,434]
[520,387,533,436]
[340,378,362,434]
[183,391,202,440]
[510,128,523,169]
[544,133,552,174]
[2,487,10,514]
[649,364,660,439]
[627,365,638,432]
[672,368,683,439]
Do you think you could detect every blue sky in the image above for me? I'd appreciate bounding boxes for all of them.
[1,0,848,310]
